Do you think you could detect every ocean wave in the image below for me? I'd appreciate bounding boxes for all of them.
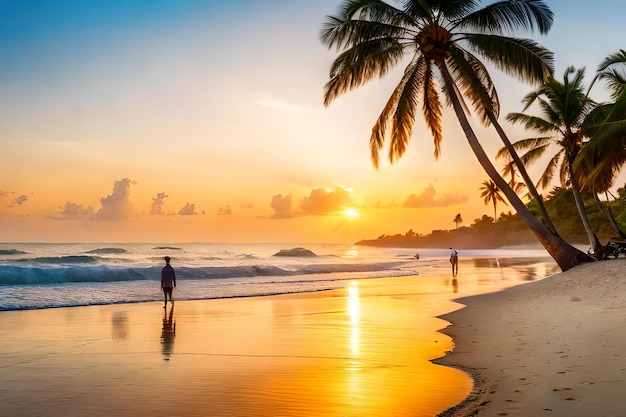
[0,249,29,255]
[14,255,101,265]
[83,248,128,254]
[0,261,407,286]
[0,266,150,285]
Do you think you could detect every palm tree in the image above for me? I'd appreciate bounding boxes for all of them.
[574,50,626,191]
[480,179,507,220]
[499,155,527,197]
[320,0,591,270]
[573,51,626,239]
[453,213,463,229]
[505,66,603,255]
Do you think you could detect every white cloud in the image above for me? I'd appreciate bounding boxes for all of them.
[97,178,134,220]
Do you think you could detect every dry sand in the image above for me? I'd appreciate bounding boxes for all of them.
[437,258,626,417]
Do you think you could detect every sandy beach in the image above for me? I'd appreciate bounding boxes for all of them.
[0,275,472,417]
[437,258,626,417]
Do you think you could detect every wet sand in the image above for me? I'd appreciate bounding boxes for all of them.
[0,276,470,417]
[437,258,626,416]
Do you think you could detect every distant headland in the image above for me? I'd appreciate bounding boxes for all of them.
[355,212,597,250]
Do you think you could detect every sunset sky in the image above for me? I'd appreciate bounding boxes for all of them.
[1,0,625,243]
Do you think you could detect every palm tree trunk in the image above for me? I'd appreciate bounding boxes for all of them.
[594,193,626,239]
[439,65,593,270]
[487,113,560,235]
[571,184,603,255]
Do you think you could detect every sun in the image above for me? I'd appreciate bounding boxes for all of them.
[345,208,359,218]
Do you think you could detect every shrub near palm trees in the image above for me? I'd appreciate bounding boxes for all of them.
[320,0,592,270]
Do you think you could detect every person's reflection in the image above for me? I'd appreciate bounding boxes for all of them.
[452,278,458,293]
[161,305,176,360]
[111,311,129,339]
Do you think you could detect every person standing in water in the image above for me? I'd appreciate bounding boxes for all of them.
[449,248,459,276]
[161,256,176,308]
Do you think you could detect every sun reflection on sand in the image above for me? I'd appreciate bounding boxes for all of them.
[348,282,360,356]
[346,282,362,402]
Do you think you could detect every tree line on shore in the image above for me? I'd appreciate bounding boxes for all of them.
[356,184,626,250]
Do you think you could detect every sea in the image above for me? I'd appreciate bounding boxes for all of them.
[0,242,559,312]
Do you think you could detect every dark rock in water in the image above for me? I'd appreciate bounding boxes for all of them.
[273,247,317,257]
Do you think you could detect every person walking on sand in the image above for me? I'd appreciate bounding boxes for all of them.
[449,248,459,277]
[161,256,176,308]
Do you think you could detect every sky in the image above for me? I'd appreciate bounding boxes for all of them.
[1,0,625,244]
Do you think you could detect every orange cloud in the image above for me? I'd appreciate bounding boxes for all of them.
[178,203,197,216]
[151,192,169,215]
[217,205,232,215]
[300,186,352,215]
[60,202,95,218]
[8,194,28,207]
[270,194,294,219]
[403,184,468,208]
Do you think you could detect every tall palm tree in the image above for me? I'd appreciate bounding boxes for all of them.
[480,179,507,220]
[320,0,591,270]
[453,213,463,229]
[505,66,603,255]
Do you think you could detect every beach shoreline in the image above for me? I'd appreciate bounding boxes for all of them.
[435,258,626,417]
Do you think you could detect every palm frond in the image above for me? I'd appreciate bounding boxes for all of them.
[495,136,549,160]
[519,140,550,166]
[370,58,425,168]
[421,64,443,158]
[446,44,499,125]
[538,150,562,189]
[410,0,478,21]
[583,89,626,137]
[389,58,425,163]
[597,69,626,99]
[323,39,405,106]
[594,49,626,97]
[320,0,409,49]
[403,0,434,20]
[459,0,553,35]
[574,142,625,192]
[537,98,569,130]
[559,155,571,186]
[506,112,557,133]
[463,34,554,84]
[597,49,626,73]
